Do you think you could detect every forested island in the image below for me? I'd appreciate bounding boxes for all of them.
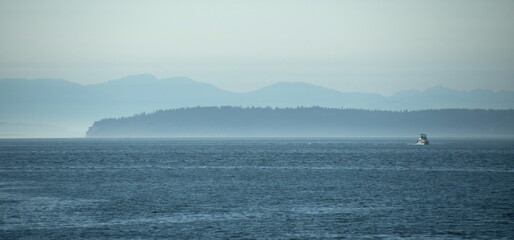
[85,107,514,138]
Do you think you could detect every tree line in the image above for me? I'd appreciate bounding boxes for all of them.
[86,106,514,138]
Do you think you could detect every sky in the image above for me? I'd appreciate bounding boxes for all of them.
[0,0,513,95]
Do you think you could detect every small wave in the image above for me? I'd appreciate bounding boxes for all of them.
[1,211,262,230]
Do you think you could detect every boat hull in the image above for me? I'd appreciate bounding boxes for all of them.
[416,134,429,145]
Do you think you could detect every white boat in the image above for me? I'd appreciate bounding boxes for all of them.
[416,134,429,145]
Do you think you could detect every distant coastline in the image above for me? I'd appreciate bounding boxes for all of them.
[86,107,514,138]
[3,75,514,138]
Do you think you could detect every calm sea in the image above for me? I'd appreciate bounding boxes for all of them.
[1,138,513,239]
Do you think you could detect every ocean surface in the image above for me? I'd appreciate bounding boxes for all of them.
[0,138,513,239]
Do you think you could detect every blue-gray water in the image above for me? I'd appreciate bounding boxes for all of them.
[1,138,513,239]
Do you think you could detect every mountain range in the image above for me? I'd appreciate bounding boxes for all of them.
[1,74,513,137]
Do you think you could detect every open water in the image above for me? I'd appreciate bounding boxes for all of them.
[0,138,513,239]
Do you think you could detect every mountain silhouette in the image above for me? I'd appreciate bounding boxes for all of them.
[1,74,513,137]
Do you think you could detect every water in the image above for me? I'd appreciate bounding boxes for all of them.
[1,138,513,239]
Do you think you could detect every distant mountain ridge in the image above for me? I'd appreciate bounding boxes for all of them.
[1,74,513,137]
[2,74,513,109]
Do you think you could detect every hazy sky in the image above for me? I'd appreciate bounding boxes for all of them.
[1,0,513,95]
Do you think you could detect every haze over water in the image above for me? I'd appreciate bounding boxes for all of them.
[1,1,513,94]
[1,1,514,239]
